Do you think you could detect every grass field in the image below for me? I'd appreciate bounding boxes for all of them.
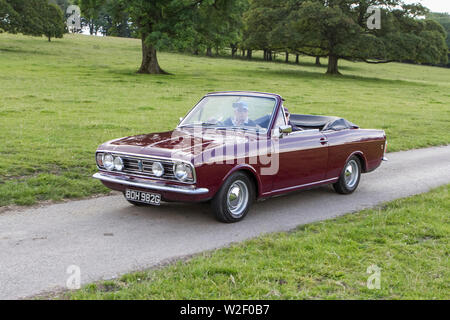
[0,33,449,207]
[64,185,449,300]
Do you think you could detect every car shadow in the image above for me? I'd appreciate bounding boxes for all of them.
[119,184,336,224]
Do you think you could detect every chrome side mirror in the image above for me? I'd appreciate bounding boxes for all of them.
[279,125,292,137]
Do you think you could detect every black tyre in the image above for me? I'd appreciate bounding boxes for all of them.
[333,156,361,194]
[211,171,255,223]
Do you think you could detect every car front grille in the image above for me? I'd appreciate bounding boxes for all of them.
[115,154,177,181]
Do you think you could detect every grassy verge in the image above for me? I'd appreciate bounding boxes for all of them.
[1,33,449,206]
[65,185,449,300]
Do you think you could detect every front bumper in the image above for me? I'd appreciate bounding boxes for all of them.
[93,172,209,196]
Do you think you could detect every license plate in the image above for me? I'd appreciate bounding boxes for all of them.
[125,189,161,206]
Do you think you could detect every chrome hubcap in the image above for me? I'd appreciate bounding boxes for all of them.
[227,180,249,217]
[344,160,359,188]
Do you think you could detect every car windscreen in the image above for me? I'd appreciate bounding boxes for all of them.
[179,95,277,132]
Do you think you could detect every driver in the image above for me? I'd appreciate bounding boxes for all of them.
[224,101,257,127]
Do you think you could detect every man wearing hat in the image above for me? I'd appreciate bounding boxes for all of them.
[224,101,257,127]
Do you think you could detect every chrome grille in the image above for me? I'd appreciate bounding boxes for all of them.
[115,154,177,181]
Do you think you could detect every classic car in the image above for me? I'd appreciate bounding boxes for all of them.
[93,91,387,223]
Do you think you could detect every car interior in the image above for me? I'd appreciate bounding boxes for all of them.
[289,114,359,131]
[255,113,358,132]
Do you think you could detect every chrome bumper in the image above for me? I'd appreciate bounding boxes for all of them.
[93,172,209,195]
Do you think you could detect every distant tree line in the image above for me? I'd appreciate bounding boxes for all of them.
[75,0,447,74]
[0,0,65,41]
[1,0,448,73]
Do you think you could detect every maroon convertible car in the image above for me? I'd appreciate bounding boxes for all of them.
[94,91,387,222]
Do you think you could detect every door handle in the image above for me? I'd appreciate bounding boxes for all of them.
[320,138,328,145]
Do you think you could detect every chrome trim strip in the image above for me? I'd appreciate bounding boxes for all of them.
[263,177,339,195]
[93,173,209,195]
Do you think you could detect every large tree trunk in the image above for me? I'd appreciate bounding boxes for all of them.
[231,46,237,58]
[315,56,321,65]
[138,36,167,74]
[247,49,252,60]
[206,47,212,57]
[326,55,340,75]
[295,54,299,64]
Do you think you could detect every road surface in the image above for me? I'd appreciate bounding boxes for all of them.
[0,146,449,299]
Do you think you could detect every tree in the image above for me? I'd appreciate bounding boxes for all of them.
[49,0,73,13]
[78,0,105,35]
[0,0,19,33]
[243,0,447,74]
[242,0,279,61]
[122,0,239,74]
[185,0,247,58]
[427,12,450,49]
[1,0,66,39]
[100,0,131,37]
[42,3,65,41]
[288,0,448,74]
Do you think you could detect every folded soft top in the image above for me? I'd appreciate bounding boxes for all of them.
[290,114,359,131]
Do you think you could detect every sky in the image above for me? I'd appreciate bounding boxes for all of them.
[406,0,450,14]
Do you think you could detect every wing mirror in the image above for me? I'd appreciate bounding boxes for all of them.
[178,117,183,125]
[278,125,292,137]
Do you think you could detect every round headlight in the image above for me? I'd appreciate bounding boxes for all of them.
[152,162,164,177]
[103,153,114,171]
[174,163,193,182]
[114,156,124,171]
[174,163,188,181]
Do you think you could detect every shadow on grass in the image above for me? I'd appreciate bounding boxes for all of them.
[252,68,431,87]
[100,51,431,89]
[0,46,57,56]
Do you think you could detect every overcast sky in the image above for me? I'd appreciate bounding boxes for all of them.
[406,0,450,13]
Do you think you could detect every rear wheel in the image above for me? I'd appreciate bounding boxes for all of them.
[333,156,361,194]
[211,172,255,223]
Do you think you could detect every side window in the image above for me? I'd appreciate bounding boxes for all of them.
[274,107,286,128]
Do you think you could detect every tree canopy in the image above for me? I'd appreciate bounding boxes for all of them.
[120,0,242,74]
[242,0,448,74]
[427,12,450,49]
[0,0,66,41]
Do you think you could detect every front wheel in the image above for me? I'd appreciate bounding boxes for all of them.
[211,172,255,223]
[333,156,361,194]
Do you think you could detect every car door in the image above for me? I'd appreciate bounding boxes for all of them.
[270,108,328,191]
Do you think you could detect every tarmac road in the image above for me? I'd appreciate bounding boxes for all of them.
[0,145,449,299]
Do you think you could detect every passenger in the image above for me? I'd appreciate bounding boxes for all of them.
[224,101,257,127]
[284,107,301,131]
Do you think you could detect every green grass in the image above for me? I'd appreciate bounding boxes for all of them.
[1,33,449,207]
[65,185,449,300]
